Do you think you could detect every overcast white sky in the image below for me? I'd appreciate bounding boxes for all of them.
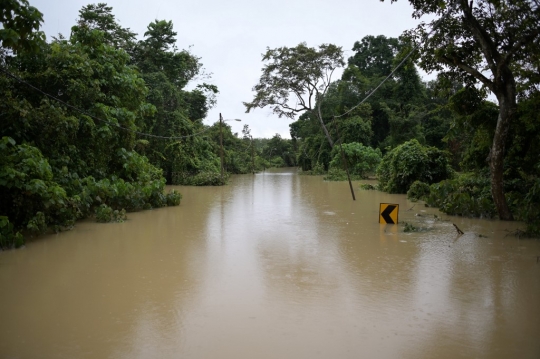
[29,0,425,139]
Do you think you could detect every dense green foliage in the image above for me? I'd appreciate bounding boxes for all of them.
[280,25,539,234]
[0,0,45,53]
[328,142,381,179]
[129,18,222,184]
[0,216,24,250]
[0,2,299,249]
[406,180,430,202]
[390,0,540,220]
[426,173,496,218]
[0,2,227,249]
[377,139,453,193]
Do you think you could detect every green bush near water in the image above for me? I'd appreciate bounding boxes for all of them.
[172,171,227,186]
[166,189,182,206]
[0,216,24,250]
[377,139,454,194]
[95,205,127,223]
[328,142,382,179]
[359,183,377,190]
[300,162,326,176]
[413,172,539,237]
[515,178,540,236]
[0,137,182,248]
[426,173,495,218]
[407,181,431,202]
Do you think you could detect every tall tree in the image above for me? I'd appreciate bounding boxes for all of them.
[386,0,540,220]
[1,8,177,245]
[76,3,136,49]
[244,43,345,147]
[130,19,219,182]
[341,35,427,149]
[348,35,399,78]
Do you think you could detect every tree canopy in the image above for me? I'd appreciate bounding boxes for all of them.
[386,0,540,220]
[0,0,45,53]
[244,43,345,147]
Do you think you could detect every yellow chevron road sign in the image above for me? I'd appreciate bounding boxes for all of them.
[379,203,399,224]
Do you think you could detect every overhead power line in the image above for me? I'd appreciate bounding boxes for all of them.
[334,1,457,119]
[0,66,212,140]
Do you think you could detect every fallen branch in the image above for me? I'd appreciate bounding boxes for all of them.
[453,223,464,235]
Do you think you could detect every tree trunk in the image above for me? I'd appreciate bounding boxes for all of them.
[490,82,515,221]
[317,104,334,148]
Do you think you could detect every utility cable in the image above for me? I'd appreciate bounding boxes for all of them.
[334,1,457,119]
[0,65,213,140]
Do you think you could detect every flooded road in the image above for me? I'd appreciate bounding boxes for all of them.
[1,168,539,358]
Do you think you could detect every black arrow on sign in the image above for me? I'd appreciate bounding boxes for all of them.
[381,205,397,224]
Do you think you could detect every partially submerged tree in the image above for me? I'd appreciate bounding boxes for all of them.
[244,43,344,147]
[385,0,540,220]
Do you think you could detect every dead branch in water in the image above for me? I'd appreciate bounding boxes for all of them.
[453,223,464,235]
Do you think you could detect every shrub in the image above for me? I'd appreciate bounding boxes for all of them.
[300,162,326,175]
[95,204,127,223]
[377,139,454,193]
[0,137,176,248]
[407,181,431,201]
[403,222,418,232]
[0,216,24,250]
[426,173,496,218]
[269,156,286,168]
[166,189,182,206]
[324,168,347,181]
[514,177,540,236]
[173,171,226,186]
[359,183,377,190]
[0,137,75,241]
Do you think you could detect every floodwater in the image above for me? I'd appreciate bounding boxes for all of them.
[1,168,539,359]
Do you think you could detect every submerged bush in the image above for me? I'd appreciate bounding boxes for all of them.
[0,216,24,250]
[407,181,431,202]
[426,173,496,218]
[0,137,75,236]
[172,171,227,186]
[403,222,418,232]
[166,189,182,206]
[324,168,348,181]
[95,204,127,223]
[304,162,326,175]
[421,171,539,236]
[377,139,454,193]
[0,137,181,248]
[513,177,540,236]
[359,183,377,190]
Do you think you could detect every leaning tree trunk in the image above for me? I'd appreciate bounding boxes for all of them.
[490,79,516,221]
[316,103,334,148]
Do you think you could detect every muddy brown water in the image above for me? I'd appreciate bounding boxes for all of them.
[1,168,539,359]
